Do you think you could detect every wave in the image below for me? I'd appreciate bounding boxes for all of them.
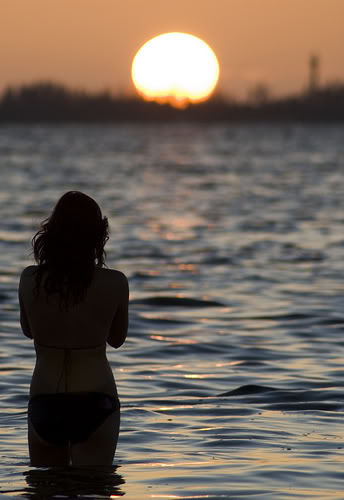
[217,384,344,412]
[130,296,225,308]
[218,384,278,397]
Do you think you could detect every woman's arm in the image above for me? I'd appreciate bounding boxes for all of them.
[18,284,33,339]
[107,273,129,349]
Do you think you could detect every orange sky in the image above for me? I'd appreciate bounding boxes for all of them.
[1,0,343,99]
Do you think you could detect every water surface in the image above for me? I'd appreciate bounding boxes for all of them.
[1,123,344,498]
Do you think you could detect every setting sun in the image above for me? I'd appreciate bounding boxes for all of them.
[131,32,220,108]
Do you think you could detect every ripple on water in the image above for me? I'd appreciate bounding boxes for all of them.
[131,295,226,308]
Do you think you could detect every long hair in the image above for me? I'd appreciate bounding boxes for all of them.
[32,191,109,309]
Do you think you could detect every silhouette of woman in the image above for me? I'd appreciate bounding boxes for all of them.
[19,191,129,466]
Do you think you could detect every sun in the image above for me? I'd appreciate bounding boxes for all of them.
[131,32,220,108]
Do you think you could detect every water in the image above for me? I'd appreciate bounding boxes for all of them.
[1,123,344,498]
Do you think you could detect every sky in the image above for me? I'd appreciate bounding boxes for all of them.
[1,0,343,100]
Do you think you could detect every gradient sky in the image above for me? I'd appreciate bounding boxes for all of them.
[1,0,343,99]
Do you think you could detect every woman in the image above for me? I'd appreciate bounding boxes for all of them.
[18,191,129,467]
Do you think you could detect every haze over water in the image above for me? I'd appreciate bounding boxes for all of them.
[1,123,344,498]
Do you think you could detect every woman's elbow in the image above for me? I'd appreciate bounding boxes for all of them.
[107,332,127,349]
[20,319,33,339]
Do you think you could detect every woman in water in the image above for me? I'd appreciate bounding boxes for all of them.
[18,191,129,467]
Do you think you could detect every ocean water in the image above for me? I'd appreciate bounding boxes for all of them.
[1,123,344,499]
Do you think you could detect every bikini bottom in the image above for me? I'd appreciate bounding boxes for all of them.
[28,392,120,446]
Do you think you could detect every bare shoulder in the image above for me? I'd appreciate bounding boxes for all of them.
[20,265,37,282]
[19,266,37,297]
[96,268,128,289]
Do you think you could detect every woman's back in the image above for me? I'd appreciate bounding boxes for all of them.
[20,265,128,400]
[19,266,128,349]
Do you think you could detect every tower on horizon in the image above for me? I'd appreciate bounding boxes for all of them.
[309,54,320,93]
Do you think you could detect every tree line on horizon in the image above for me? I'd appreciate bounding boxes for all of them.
[0,81,344,122]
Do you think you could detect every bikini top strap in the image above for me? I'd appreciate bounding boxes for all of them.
[34,340,105,350]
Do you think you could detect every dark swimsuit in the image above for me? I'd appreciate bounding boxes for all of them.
[28,392,120,446]
[28,343,120,446]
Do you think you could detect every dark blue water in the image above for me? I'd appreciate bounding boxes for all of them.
[1,123,344,498]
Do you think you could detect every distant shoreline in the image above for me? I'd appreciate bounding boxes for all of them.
[1,82,344,122]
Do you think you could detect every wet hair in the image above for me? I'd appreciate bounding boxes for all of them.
[32,191,109,309]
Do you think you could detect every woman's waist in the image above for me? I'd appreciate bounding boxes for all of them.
[29,391,120,408]
[30,378,118,398]
[30,358,117,397]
